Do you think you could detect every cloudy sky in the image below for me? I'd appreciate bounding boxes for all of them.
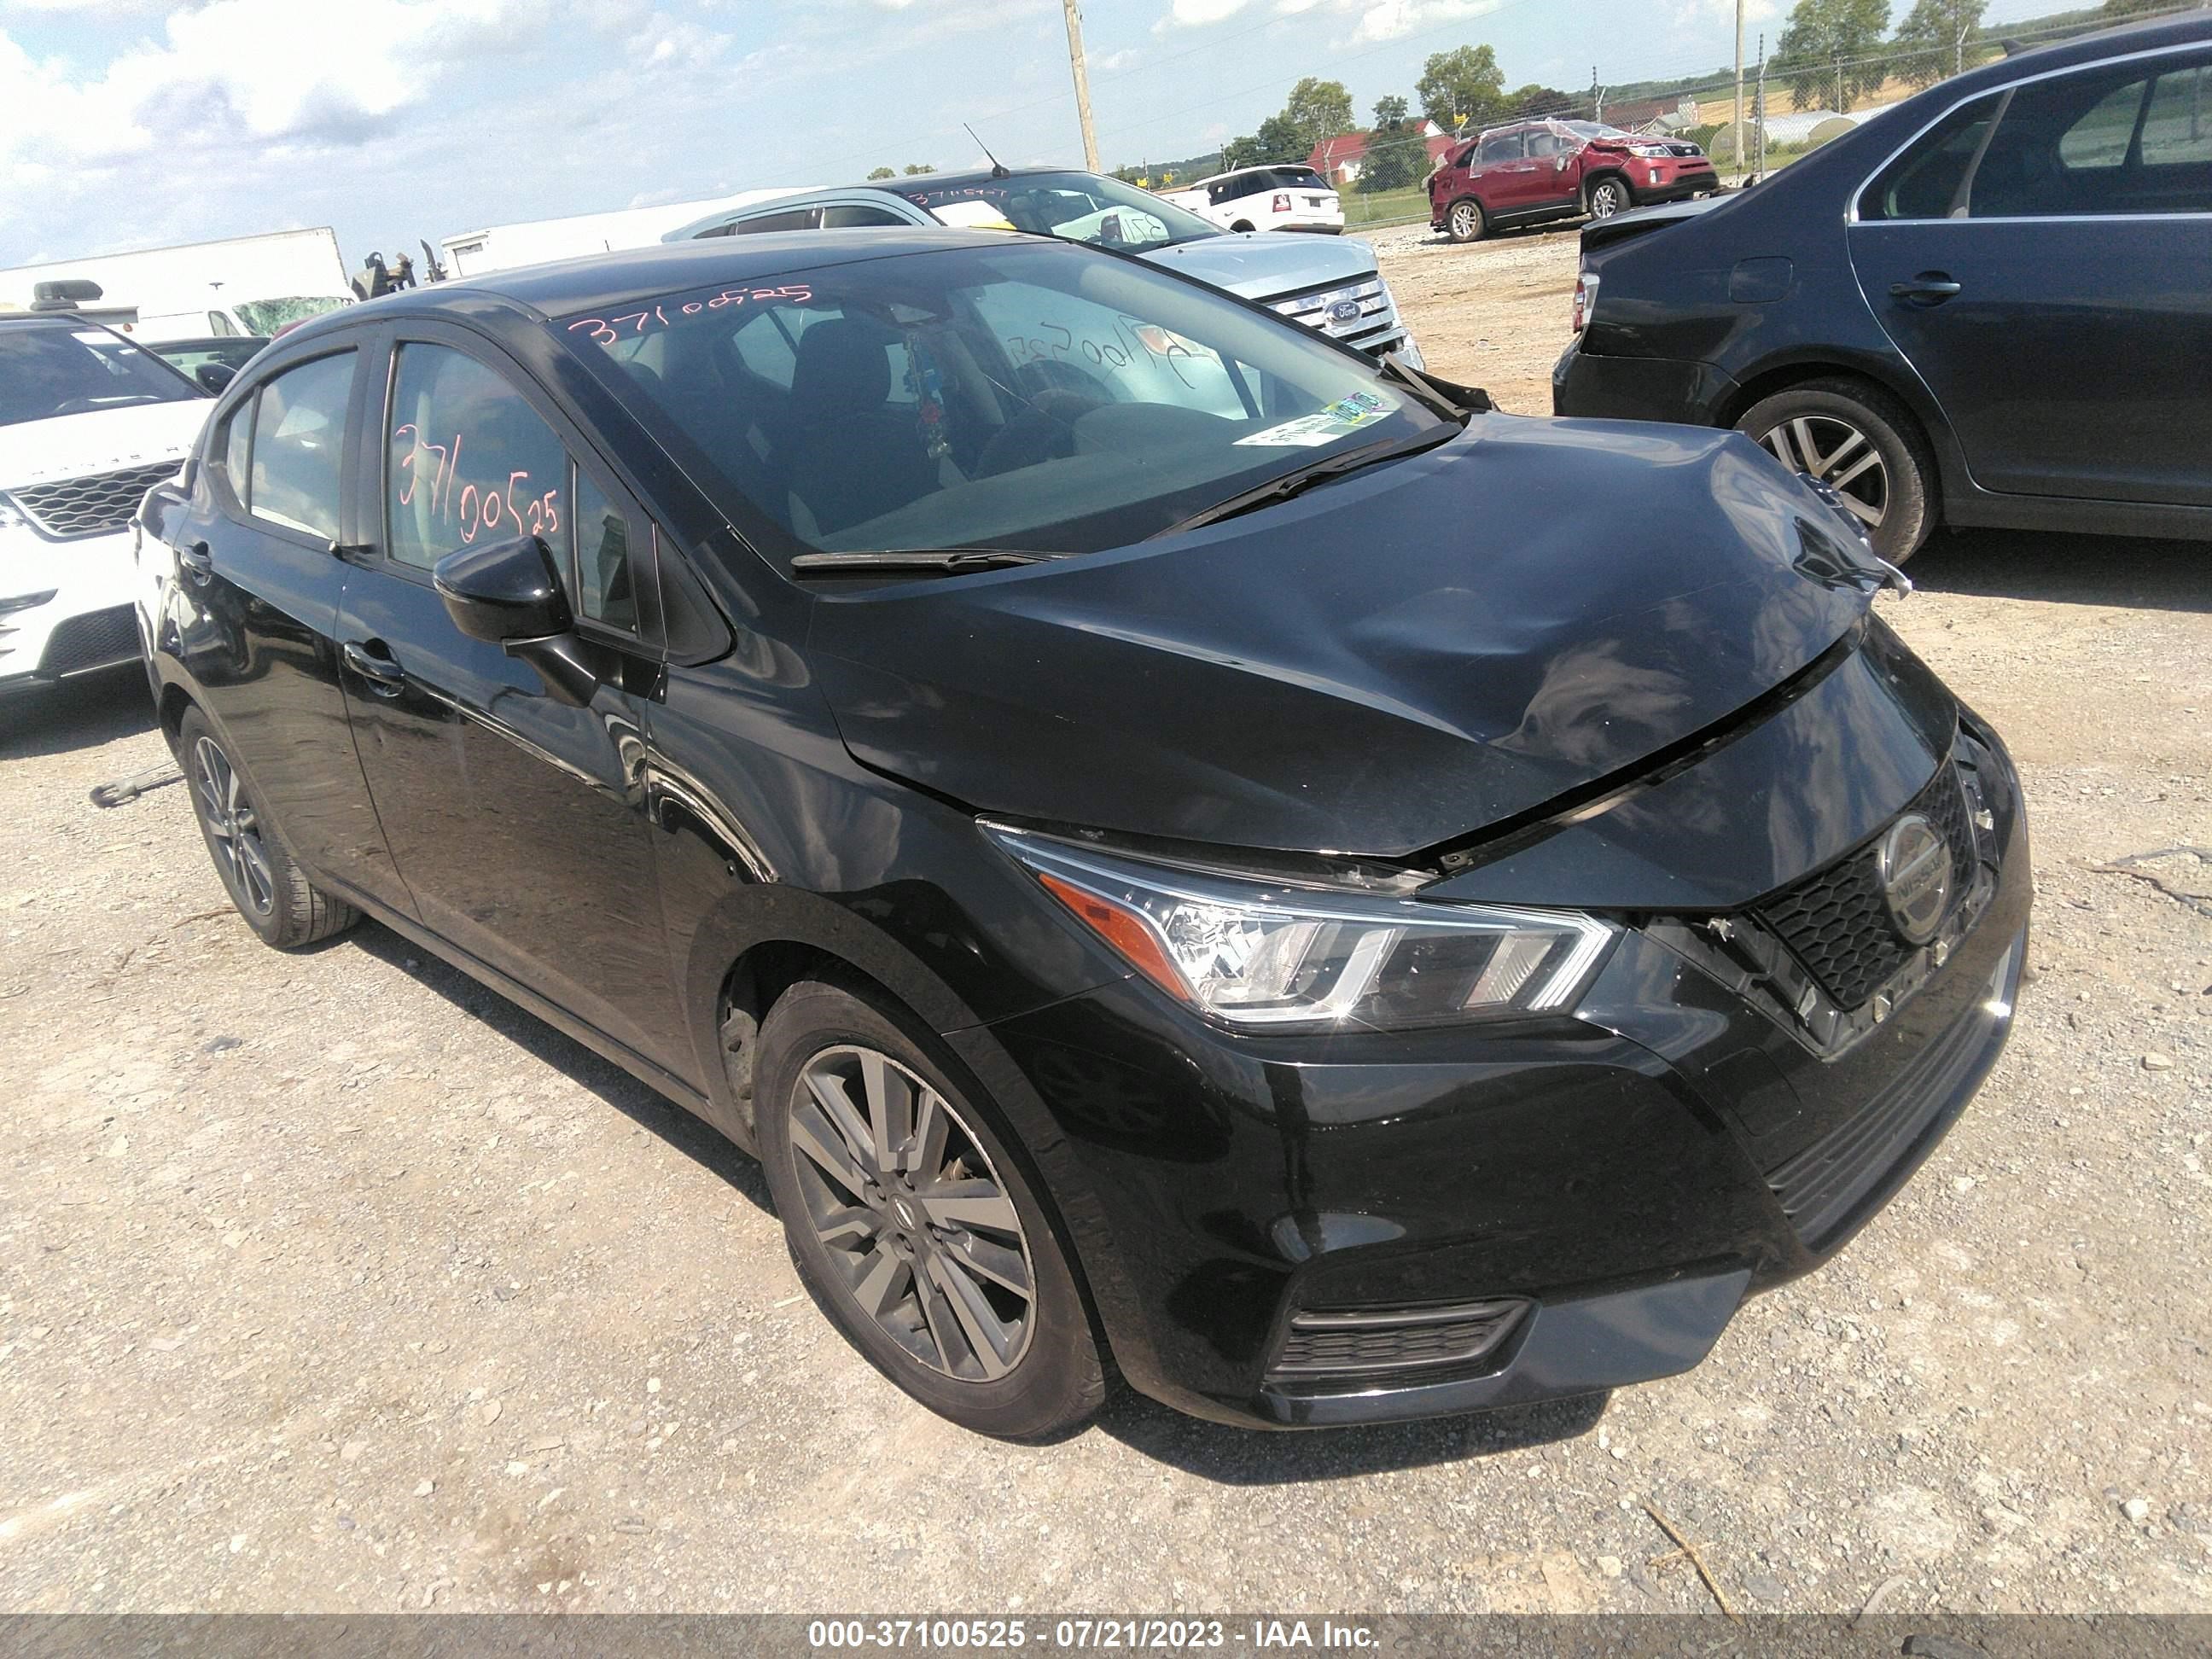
[0,0,2052,269]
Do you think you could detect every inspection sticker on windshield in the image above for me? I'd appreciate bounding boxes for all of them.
[1235,390,1394,447]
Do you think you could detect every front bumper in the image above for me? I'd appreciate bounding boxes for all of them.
[964,726,2029,1430]
[1636,165,1720,203]
[0,526,144,694]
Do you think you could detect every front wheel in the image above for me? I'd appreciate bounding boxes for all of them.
[1587,177,1633,218]
[756,981,1108,1442]
[1446,198,1485,243]
[1736,377,1937,562]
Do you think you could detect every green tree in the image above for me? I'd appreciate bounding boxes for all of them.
[1774,0,1893,112]
[1218,134,1266,172]
[1254,110,1306,161]
[901,163,936,176]
[1282,77,1356,150]
[1416,44,1506,132]
[1507,84,1577,119]
[1890,0,1986,89]
[2103,0,2176,13]
[1358,94,1427,193]
[866,166,895,180]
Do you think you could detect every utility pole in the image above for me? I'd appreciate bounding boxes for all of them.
[1954,0,1969,78]
[1592,65,1604,125]
[1835,46,1846,114]
[1062,0,1100,172]
[1755,34,1767,179]
[1733,0,1745,184]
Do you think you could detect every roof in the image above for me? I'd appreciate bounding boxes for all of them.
[1306,126,1453,176]
[275,226,1061,343]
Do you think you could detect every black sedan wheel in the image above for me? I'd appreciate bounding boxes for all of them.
[756,981,1107,1441]
[1737,378,1936,561]
[1447,198,1486,243]
[1587,178,1633,218]
[177,706,358,949]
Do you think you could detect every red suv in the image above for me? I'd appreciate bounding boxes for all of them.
[1429,119,1719,242]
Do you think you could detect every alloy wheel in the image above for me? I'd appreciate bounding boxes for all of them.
[1757,414,1889,532]
[1450,202,1477,238]
[193,735,276,917]
[787,1045,1036,1382]
[1591,182,1627,218]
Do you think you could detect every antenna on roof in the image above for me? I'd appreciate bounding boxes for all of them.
[965,123,1012,179]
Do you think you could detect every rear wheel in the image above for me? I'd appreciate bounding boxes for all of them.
[1230,219,1256,233]
[1446,197,1486,243]
[1587,176,1634,218]
[1736,377,1936,562]
[756,980,1107,1442]
[177,706,358,949]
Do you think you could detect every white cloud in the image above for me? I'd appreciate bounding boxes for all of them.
[1670,0,1777,26]
[1155,0,1257,30]
[0,0,552,172]
[1329,0,1505,46]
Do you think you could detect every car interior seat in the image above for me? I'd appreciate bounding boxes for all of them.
[782,317,940,538]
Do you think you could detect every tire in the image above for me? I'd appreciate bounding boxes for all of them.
[1586,176,1634,218]
[1736,377,1937,562]
[755,980,1108,1442]
[177,705,359,949]
[1446,197,1486,243]
[1230,220,1256,233]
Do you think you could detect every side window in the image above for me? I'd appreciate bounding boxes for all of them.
[222,405,253,505]
[248,352,353,539]
[1478,132,1523,164]
[2141,62,2212,166]
[1527,130,1566,160]
[820,204,910,227]
[384,343,644,636]
[1973,53,2212,218]
[573,472,637,631]
[1859,93,2005,221]
[733,207,821,235]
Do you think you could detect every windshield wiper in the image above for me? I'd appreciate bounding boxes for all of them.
[1377,352,1493,422]
[789,548,1072,577]
[1149,427,1458,539]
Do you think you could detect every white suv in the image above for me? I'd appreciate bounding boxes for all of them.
[1,314,210,696]
[1161,166,1345,235]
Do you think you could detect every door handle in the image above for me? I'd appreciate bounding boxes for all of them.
[177,540,212,579]
[1889,275,1963,306]
[341,639,406,694]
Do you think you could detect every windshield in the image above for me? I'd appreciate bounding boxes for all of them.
[233,295,349,335]
[561,241,1450,563]
[0,320,201,427]
[894,172,1220,254]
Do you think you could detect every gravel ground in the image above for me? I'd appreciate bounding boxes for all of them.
[0,235,2208,1616]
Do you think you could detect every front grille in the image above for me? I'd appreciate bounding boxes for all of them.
[5,460,181,542]
[1266,276,1406,355]
[1755,762,1973,1011]
[1268,1297,1527,1383]
[38,604,139,678]
[1767,939,2017,1249]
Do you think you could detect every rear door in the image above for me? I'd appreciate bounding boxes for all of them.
[1523,125,1581,207]
[163,344,416,917]
[1849,44,2212,505]
[1474,128,1544,215]
[333,323,688,1070]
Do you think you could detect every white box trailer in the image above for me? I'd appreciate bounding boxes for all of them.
[440,189,823,278]
[0,227,355,343]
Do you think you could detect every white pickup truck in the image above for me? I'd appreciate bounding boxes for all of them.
[0,312,210,696]
[664,168,1417,365]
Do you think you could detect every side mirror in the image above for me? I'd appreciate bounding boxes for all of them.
[195,362,236,394]
[432,533,605,707]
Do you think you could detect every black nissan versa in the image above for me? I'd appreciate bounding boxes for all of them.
[137,227,2029,1441]
[1554,15,2212,563]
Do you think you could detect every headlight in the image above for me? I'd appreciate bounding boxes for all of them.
[988,825,1615,1032]
[1630,143,1670,159]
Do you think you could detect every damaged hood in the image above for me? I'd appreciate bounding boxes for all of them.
[806,416,1875,860]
